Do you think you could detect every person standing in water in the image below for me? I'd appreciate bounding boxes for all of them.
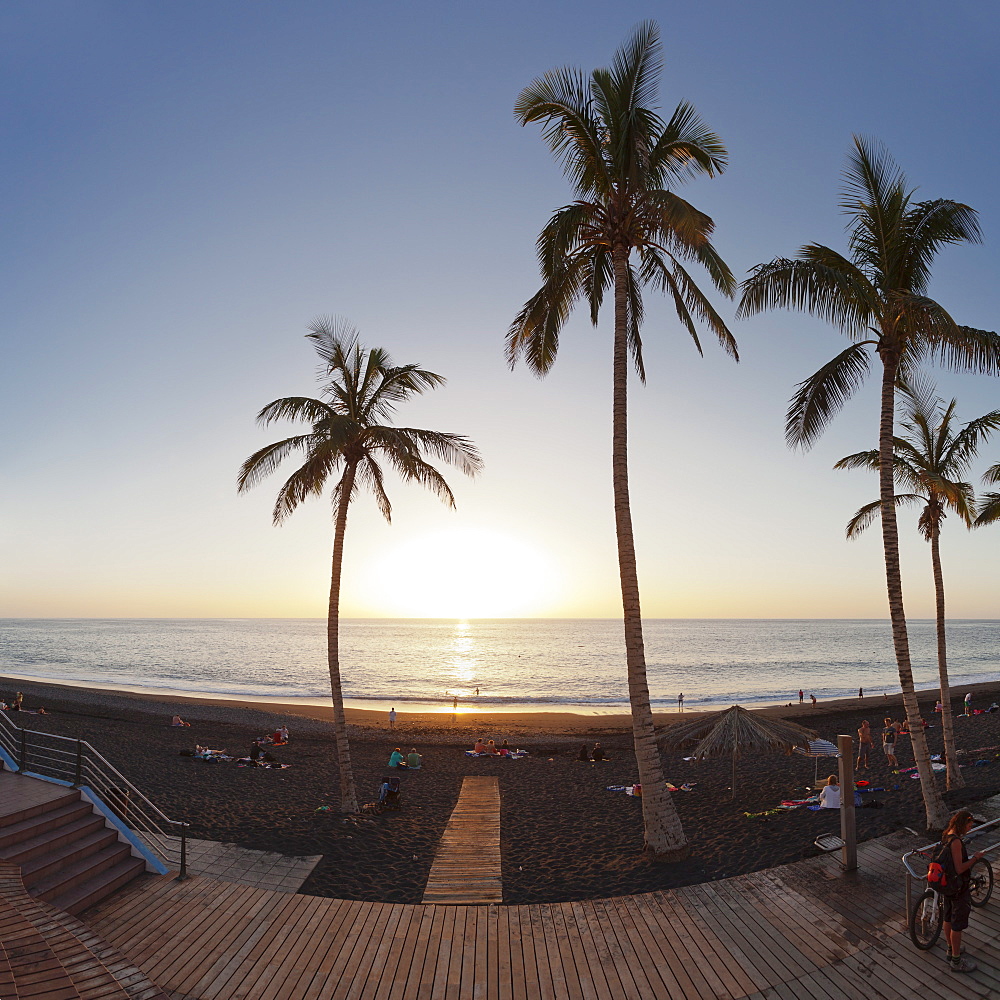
[452,696,458,710]
[388,707,396,729]
[798,690,804,705]
[677,692,684,711]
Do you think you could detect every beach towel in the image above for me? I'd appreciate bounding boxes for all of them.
[464,750,528,758]
[236,758,291,768]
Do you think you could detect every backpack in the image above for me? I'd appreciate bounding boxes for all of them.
[927,838,962,896]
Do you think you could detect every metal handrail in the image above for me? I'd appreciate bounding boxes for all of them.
[901,815,1000,914]
[0,709,189,878]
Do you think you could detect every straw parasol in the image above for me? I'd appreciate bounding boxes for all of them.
[659,705,818,799]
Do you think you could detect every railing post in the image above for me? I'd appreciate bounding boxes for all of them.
[73,740,83,787]
[177,828,189,881]
[837,734,858,871]
[18,727,27,772]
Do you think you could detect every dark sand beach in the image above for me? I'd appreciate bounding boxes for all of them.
[3,676,1000,904]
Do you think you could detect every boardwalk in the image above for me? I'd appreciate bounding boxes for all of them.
[80,827,1000,999]
[422,776,502,904]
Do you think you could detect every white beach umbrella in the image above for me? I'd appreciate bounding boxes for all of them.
[794,738,841,783]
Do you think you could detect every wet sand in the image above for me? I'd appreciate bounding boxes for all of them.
[3,675,1000,903]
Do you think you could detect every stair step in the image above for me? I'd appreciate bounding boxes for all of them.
[0,800,95,849]
[20,827,120,886]
[0,814,106,864]
[31,841,134,902]
[0,788,81,829]
[48,856,146,916]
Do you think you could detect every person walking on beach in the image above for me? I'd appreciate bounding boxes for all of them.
[935,809,985,973]
[882,718,899,769]
[798,690,803,705]
[388,707,396,729]
[856,721,873,770]
[858,687,864,699]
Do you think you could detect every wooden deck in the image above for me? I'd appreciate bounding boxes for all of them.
[79,826,1000,999]
[422,776,502,904]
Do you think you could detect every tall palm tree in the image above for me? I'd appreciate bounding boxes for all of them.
[739,137,1000,829]
[507,22,736,858]
[974,463,1000,525]
[835,380,1000,790]
[239,318,482,812]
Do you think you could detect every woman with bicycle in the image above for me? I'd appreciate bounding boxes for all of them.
[940,809,986,973]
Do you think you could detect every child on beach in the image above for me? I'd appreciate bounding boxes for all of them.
[934,809,985,973]
[171,715,191,727]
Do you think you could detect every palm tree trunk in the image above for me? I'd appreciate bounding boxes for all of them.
[929,514,963,789]
[327,463,359,813]
[612,244,688,859]
[877,353,948,829]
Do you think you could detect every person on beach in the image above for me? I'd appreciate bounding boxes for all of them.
[171,715,190,727]
[498,740,511,757]
[577,744,590,761]
[677,692,684,711]
[935,700,944,713]
[936,809,985,973]
[473,738,488,754]
[12,692,23,711]
[810,694,817,707]
[388,748,407,768]
[452,696,458,710]
[406,748,422,769]
[798,690,803,704]
[882,720,899,768]
[591,743,608,761]
[486,739,501,755]
[858,687,864,699]
[856,721,872,769]
[964,693,972,716]
[818,775,840,809]
[389,707,397,729]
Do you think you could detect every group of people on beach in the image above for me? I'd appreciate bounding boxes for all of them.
[471,738,514,756]
[577,743,609,761]
[388,747,422,769]
[0,692,47,714]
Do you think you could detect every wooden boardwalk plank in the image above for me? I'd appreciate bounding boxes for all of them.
[422,778,502,905]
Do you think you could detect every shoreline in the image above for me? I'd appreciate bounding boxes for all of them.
[5,672,1000,734]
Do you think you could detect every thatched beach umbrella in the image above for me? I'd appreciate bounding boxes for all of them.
[660,705,818,799]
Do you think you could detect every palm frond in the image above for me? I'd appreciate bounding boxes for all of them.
[974,493,1000,526]
[648,100,727,181]
[256,396,334,427]
[786,343,872,449]
[355,455,392,523]
[923,325,1000,377]
[271,446,340,524]
[237,435,316,493]
[845,495,923,539]
[833,449,880,473]
[370,426,484,478]
[983,462,1000,486]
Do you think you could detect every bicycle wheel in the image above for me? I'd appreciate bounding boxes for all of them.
[970,858,994,907]
[909,890,943,949]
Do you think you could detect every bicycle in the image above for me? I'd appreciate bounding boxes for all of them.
[909,855,994,949]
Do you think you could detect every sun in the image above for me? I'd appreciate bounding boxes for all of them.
[362,528,559,617]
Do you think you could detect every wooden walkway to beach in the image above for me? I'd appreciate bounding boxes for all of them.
[78,826,1000,1000]
[422,776,502,904]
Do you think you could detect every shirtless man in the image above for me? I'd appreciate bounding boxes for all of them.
[856,720,873,769]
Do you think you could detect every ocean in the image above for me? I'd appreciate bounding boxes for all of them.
[1,618,998,714]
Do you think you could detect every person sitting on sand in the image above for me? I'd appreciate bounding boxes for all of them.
[473,738,488,754]
[577,744,590,762]
[406,748,422,769]
[818,775,841,809]
[12,692,23,712]
[935,700,944,713]
[486,739,501,755]
[171,715,191,727]
[591,743,608,761]
[388,748,408,769]
[498,739,512,757]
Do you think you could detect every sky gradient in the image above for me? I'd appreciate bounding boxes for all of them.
[2,1,998,619]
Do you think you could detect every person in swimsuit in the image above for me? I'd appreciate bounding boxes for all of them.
[856,721,873,769]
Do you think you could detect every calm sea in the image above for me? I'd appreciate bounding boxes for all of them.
[1,619,998,714]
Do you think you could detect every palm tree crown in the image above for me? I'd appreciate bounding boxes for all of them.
[739,137,1000,448]
[239,319,482,523]
[835,381,1000,541]
[507,20,736,376]
[975,462,1000,526]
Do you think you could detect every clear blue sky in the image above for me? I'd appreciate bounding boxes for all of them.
[2,0,997,618]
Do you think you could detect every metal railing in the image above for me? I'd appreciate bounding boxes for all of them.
[901,815,1000,915]
[0,709,189,879]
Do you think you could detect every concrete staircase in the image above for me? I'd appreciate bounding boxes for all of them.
[0,784,146,915]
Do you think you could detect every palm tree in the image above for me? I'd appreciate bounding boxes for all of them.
[507,22,736,858]
[974,463,1000,525]
[238,318,482,812]
[739,137,1000,830]
[835,380,1000,790]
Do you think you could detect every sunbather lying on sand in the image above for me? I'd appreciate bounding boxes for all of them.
[171,715,191,727]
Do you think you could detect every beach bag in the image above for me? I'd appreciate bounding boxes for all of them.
[927,839,961,896]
